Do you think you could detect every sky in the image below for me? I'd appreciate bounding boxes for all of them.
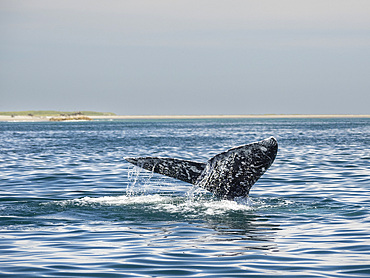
[1,0,369,115]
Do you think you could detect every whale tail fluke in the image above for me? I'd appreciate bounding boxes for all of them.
[125,137,278,199]
[124,157,206,185]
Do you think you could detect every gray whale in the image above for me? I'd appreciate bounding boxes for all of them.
[125,137,278,199]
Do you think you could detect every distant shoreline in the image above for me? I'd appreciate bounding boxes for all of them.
[91,114,370,120]
[0,114,369,122]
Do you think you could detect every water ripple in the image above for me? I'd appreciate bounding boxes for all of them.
[0,119,369,277]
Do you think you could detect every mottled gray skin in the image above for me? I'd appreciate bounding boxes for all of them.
[125,157,206,184]
[196,137,278,199]
[125,137,278,199]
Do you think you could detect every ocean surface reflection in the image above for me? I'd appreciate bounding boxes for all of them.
[0,118,369,277]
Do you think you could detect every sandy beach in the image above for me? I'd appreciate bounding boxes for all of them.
[0,115,50,122]
[1,114,369,122]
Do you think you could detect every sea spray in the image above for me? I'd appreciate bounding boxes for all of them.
[126,164,155,196]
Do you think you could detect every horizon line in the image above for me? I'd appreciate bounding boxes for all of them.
[1,113,369,122]
[94,114,370,119]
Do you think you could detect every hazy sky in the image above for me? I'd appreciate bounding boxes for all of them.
[1,0,369,115]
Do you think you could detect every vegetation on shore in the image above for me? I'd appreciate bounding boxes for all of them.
[49,115,93,121]
[0,110,116,117]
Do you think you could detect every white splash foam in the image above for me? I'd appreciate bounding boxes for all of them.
[51,193,254,216]
[202,199,254,215]
[156,196,254,216]
[56,194,170,207]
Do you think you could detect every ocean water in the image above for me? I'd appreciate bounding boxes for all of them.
[0,118,369,278]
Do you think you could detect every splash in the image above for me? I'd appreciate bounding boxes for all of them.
[49,164,257,216]
[126,165,155,196]
[54,194,170,207]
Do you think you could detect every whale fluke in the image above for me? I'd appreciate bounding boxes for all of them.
[125,137,278,199]
[124,157,206,184]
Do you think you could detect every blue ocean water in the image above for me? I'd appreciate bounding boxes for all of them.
[0,118,369,278]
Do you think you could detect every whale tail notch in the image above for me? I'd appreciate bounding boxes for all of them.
[125,137,278,199]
